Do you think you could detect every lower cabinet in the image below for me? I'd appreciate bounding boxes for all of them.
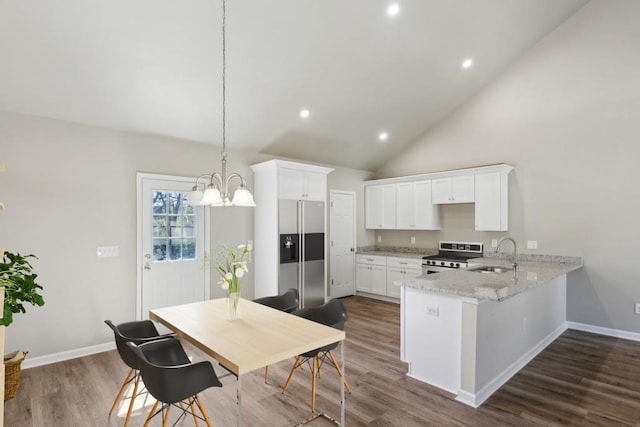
[386,257,422,298]
[357,255,422,299]
[356,255,387,295]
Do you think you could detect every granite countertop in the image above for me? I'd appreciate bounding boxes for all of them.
[356,246,438,259]
[398,254,583,302]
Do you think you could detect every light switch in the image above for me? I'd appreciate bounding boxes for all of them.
[97,246,119,258]
[527,240,537,250]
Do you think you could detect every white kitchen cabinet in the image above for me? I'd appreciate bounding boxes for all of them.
[396,180,440,230]
[279,167,327,201]
[386,257,422,298]
[356,255,387,295]
[432,174,475,204]
[475,167,512,231]
[365,184,396,229]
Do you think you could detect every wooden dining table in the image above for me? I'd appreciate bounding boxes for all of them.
[149,297,346,426]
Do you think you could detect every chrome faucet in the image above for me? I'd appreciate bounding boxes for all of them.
[495,237,518,274]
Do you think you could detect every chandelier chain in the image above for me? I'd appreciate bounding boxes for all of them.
[221,0,227,158]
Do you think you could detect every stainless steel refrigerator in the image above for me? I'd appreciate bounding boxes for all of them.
[278,199,325,308]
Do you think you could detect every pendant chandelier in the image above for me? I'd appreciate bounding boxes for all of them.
[188,0,255,207]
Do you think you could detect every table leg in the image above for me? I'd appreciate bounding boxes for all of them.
[236,374,242,427]
[340,343,345,426]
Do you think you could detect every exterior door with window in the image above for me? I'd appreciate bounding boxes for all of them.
[137,174,209,320]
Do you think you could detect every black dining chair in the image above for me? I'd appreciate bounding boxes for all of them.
[253,288,299,383]
[281,298,352,412]
[104,319,175,427]
[127,337,222,427]
[253,287,299,313]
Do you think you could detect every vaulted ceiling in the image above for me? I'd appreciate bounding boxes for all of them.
[0,0,588,171]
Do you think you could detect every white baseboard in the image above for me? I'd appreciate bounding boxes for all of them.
[22,342,115,370]
[456,322,567,408]
[567,321,640,342]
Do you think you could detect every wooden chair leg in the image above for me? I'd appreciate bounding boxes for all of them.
[143,400,160,427]
[162,404,171,427]
[264,365,269,383]
[311,356,318,412]
[282,355,302,394]
[196,395,214,427]
[124,374,141,427]
[188,398,200,427]
[328,351,352,394]
[109,368,134,415]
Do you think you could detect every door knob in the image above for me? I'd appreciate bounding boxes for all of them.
[144,253,151,270]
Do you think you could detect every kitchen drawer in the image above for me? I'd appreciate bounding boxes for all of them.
[386,257,422,270]
[356,254,387,266]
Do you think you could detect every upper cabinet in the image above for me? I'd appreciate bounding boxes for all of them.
[365,184,396,229]
[432,174,475,204]
[396,180,440,230]
[365,164,513,232]
[279,167,327,201]
[475,169,511,231]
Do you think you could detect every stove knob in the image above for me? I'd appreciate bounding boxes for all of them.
[449,262,454,268]
[455,263,460,268]
[440,261,445,266]
[428,260,433,266]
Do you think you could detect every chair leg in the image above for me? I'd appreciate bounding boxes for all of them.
[282,355,302,394]
[124,373,141,427]
[264,365,269,383]
[143,400,160,427]
[188,398,200,427]
[162,404,170,427]
[196,395,214,427]
[311,356,318,412]
[328,351,352,394]
[109,368,134,415]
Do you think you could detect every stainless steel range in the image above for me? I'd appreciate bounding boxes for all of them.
[422,241,483,274]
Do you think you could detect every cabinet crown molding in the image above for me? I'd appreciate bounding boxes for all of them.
[365,163,513,185]
[250,159,334,175]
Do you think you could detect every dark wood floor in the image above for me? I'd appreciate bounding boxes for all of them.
[6,296,640,426]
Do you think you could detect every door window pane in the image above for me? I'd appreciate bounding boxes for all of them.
[151,190,197,262]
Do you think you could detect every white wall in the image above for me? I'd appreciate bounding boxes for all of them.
[376,1,640,332]
[0,111,256,356]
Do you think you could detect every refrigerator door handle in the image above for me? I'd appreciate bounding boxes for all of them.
[298,200,304,309]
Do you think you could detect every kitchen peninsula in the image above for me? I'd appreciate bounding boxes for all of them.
[398,254,582,408]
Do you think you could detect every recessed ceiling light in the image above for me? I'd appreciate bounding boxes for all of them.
[378,132,389,142]
[387,3,400,17]
[462,58,474,69]
[299,109,310,119]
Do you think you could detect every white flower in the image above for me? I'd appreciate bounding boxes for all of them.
[235,268,245,278]
[225,272,233,281]
[220,280,229,290]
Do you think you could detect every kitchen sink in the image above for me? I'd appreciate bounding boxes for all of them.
[467,265,513,274]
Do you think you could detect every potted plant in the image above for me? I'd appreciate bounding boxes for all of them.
[0,250,45,400]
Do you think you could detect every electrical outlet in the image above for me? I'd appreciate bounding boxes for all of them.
[635,303,640,315]
[491,239,498,248]
[411,236,416,244]
[527,240,538,250]
[377,235,382,243]
[426,306,439,317]
[97,246,119,258]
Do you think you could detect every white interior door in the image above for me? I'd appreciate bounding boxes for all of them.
[330,190,356,298]
[137,173,210,320]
